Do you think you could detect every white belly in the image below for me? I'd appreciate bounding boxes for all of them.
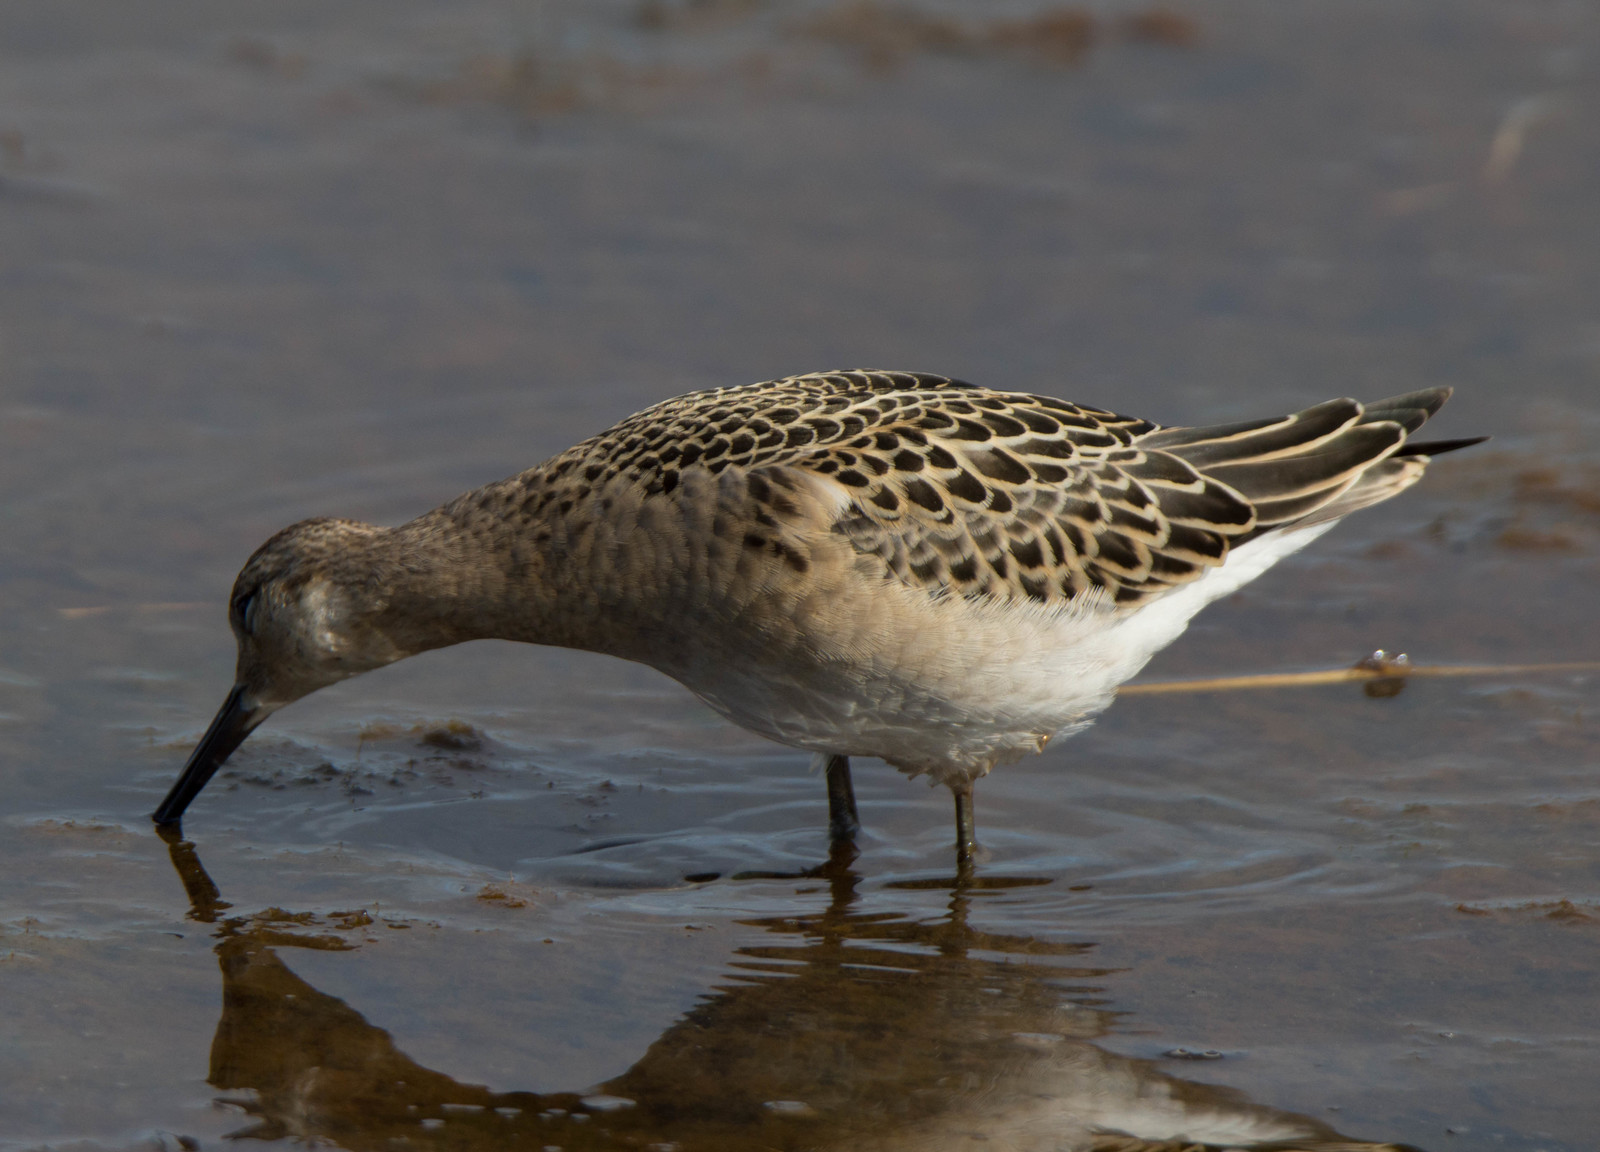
[666,523,1339,788]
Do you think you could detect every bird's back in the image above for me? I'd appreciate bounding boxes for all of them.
[455,371,1462,783]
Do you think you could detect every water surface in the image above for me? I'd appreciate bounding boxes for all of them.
[2,2,1598,1149]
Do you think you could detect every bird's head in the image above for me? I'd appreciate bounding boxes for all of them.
[153,517,409,825]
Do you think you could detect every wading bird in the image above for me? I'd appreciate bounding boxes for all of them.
[153,371,1480,862]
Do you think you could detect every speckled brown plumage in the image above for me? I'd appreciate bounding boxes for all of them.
[519,370,1442,609]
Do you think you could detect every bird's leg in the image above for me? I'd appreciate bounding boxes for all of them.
[953,780,977,868]
[824,753,860,842]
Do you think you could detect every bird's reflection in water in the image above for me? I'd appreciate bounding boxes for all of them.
[159,831,1420,1151]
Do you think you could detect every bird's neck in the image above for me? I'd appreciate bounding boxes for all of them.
[367,469,639,660]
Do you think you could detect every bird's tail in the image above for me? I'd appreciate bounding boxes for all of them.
[1140,386,1485,540]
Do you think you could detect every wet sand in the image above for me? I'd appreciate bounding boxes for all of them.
[2,2,1598,1149]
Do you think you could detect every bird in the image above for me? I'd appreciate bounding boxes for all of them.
[152,370,1482,862]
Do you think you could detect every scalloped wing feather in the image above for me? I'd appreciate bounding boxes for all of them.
[544,372,1451,611]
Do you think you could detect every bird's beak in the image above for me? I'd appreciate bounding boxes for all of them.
[152,684,267,825]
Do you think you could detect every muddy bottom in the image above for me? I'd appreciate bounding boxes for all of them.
[2,2,1599,1150]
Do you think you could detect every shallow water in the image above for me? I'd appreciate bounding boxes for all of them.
[2,2,1598,1149]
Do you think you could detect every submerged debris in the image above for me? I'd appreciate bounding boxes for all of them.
[418,719,484,751]
[385,51,583,119]
[1455,898,1598,923]
[477,884,531,909]
[803,2,1098,71]
[1355,649,1411,698]
[1163,1047,1224,1060]
[803,3,1197,72]
[382,2,1201,126]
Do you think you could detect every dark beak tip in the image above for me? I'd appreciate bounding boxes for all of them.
[152,685,262,825]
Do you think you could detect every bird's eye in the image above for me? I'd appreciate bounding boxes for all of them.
[231,590,258,636]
